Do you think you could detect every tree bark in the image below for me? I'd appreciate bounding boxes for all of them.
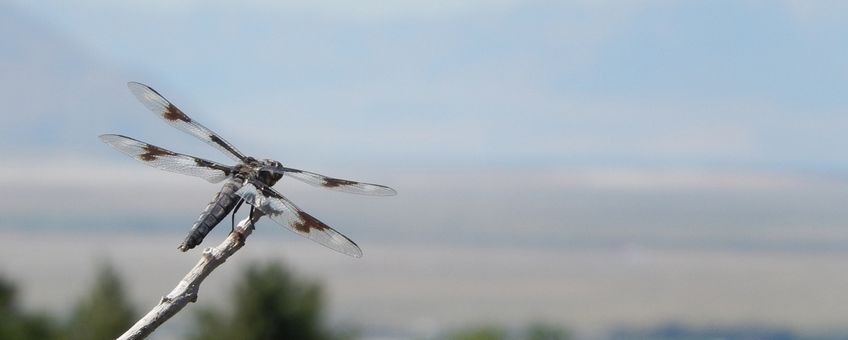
[117,214,261,340]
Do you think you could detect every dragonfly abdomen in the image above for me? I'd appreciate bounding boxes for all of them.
[177,179,243,251]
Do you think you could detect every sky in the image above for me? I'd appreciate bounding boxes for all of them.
[1,1,848,338]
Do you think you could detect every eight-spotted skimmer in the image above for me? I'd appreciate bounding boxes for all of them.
[100,82,395,257]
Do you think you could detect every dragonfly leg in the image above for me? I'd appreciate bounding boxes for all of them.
[233,204,255,247]
[230,198,245,232]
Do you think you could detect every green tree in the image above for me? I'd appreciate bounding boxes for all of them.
[0,275,56,340]
[443,323,571,340]
[189,261,348,340]
[523,323,571,340]
[63,263,137,340]
[445,325,507,340]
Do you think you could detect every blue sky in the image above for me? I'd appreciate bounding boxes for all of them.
[3,1,847,171]
[3,1,848,337]
[2,1,848,247]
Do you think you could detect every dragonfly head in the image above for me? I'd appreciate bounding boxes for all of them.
[256,159,284,186]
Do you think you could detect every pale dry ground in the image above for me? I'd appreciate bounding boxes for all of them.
[1,230,847,339]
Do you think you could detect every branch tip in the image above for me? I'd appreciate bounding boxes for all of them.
[117,216,256,340]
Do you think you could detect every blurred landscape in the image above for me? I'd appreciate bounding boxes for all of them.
[2,1,848,339]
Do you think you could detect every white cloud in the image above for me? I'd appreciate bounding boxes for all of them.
[2,157,842,223]
[551,167,812,191]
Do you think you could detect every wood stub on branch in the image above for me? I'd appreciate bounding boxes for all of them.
[117,214,261,340]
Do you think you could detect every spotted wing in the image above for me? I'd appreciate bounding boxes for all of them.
[127,82,246,162]
[235,179,363,258]
[261,165,396,196]
[99,134,233,183]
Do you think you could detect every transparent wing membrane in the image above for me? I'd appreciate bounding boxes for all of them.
[261,165,396,196]
[236,180,363,258]
[99,134,233,183]
[127,82,246,162]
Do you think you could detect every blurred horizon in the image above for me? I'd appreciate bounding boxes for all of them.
[2,1,848,339]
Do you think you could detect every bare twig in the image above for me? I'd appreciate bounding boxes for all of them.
[117,214,262,340]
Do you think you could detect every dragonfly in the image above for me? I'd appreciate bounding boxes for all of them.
[99,82,396,258]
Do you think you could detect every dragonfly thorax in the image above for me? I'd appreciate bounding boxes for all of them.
[231,158,283,187]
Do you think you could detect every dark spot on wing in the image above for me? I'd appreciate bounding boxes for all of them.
[140,144,176,161]
[209,135,244,160]
[293,211,328,233]
[322,178,358,188]
[251,183,328,234]
[195,158,232,176]
[163,103,191,122]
